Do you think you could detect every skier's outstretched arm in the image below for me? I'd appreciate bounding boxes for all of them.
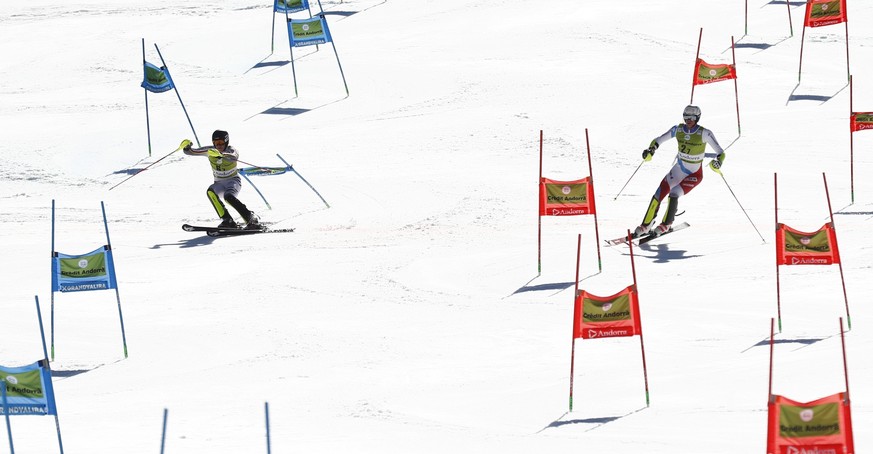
[182,143,238,161]
[642,126,678,161]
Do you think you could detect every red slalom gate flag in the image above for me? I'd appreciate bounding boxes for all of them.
[693,58,737,85]
[776,223,841,265]
[539,177,596,216]
[573,285,641,340]
[804,0,847,28]
[767,393,854,454]
[850,112,873,132]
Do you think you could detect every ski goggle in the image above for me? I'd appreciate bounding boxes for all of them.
[683,115,698,122]
[212,139,226,145]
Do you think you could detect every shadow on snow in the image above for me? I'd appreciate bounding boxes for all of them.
[786,82,848,105]
[539,407,646,433]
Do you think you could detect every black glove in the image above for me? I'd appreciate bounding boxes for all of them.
[709,153,725,171]
[642,146,656,161]
[642,141,658,161]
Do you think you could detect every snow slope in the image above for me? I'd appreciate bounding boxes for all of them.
[1,0,872,452]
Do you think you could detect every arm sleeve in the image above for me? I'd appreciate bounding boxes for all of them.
[183,146,210,156]
[702,128,725,155]
[651,126,678,148]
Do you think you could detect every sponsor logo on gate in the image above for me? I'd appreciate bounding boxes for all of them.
[585,327,632,339]
[784,445,839,454]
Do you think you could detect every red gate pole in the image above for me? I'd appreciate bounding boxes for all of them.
[768,318,775,399]
[849,76,855,203]
[568,234,582,411]
[628,231,650,406]
[774,174,783,332]
[823,173,852,330]
[690,28,703,103]
[844,20,850,82]
[798,24,807,82]
[538,130,544,275]
[585,129,602,272]
[839,318,850,401]
[732,36,741,137]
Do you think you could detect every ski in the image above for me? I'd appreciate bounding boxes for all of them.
[605,233,636,246]
[604,222,690,246]
[637,222,690,245]
[182,224,295,237]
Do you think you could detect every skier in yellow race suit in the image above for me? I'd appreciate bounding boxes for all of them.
[181,130,261,229]
[633,105,726,238]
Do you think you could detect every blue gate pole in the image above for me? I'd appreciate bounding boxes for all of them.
[50,200,56,361]
[102,202,128,358]
[143,38,153,156]
[240,170,273,210]
[277,154,330,208]
[34,296,65,454]
[160,409,168,454]
[270,1,277,54]
[286,11,299,97]
[327,33,349,96]
[2,384,14,454]
[265,402,271,454]
[154,44,201,147]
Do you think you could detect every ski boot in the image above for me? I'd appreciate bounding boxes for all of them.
[244,213,261,230]
[217,217,237,229]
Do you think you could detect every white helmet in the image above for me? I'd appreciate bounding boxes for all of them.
[683,105,701,122]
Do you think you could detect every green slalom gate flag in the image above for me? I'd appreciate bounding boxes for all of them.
[804,0,847,28]
[539,177,596,216]
[275,0,309,14]
[693,59,737,85]
[851,112,873,132]
[51,245,118,293]
[284,14,349,96]
[776,223,841,265]
[767,393,854,454]
[240,166,290,176]
[573,285,642,339]
[0,361,58,416]
[141,61,174,93]
[287,16,332,47]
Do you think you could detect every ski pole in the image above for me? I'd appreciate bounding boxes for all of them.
[109,142,186,191]
[714,167,766,243]
[613,160,645,200]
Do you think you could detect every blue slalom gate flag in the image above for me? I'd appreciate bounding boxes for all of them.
[50,201,129,361]
[240,166,290,177]
[141,61,175,93]
[287,16,333,47]
[275,0,309,14]
[51,245,118,293]
[0,361,58,416]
